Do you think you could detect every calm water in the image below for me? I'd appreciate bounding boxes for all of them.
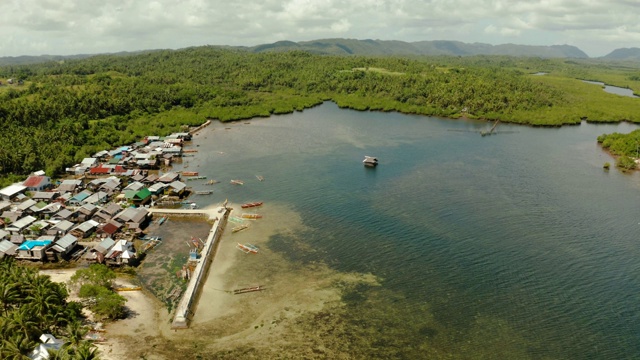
[188,103,640,359]
[583,80,639,98]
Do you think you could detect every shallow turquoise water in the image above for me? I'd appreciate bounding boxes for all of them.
[188,102,640,358]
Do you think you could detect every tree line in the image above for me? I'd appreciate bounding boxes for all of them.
[0,48,638,183]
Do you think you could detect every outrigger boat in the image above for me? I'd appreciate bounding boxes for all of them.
[256,175,264,181]
[204,179,219,185]
[229,216,245,224]
[232,224,249,233]
[230,179,244,185]
[241,213,263,219]
[236,243,258,254]
[233,285,265,294]
[241,201,263,209]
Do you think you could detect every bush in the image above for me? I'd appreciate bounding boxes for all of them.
[70,264,116,290]
[71,264,126,321]
[616,155,636,171]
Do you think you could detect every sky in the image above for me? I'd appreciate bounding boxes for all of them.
[1,0,639,58]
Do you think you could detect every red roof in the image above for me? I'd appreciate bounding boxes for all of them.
[101,222,120,235]
[23,176,46,188]
[114,165,127,174]
[89,166,110,174]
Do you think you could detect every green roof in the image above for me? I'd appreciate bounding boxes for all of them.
[134,188,151,201]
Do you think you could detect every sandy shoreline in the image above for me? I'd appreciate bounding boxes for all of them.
[42,201,379,359]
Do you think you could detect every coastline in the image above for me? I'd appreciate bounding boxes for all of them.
[42,202,379,359]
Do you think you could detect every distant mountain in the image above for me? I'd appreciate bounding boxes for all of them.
[0,39,592,66]
[0,50,161,66]
[601,48,640,61]
[248,38,589,58]
[0,54,92,66]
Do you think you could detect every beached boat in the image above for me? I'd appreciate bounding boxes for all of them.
[256,175,264,181]
[157,216,168,225]
[363,156,379,167]
[230,179,244,185]
[241,201,263,209]
[241,213,263,219]
[191,236,204,248]
[232,224,249,233]
[236,243,259,254]
[182,171,199,176]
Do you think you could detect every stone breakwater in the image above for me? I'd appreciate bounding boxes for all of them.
[148,206,230,329]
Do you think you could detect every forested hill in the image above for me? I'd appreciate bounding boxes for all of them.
[249,39,589,58]
[601,47,640,61]
[0,38,590,66]
[0,47,639,183]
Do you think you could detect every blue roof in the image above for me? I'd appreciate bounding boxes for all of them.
[71,192,90,202]
[18,240,52,250]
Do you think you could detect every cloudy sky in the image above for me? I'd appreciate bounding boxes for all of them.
[1,0,638,58]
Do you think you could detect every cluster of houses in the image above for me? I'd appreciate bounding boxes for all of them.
[0,133,194,265]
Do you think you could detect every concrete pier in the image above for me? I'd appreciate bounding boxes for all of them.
[148,206,230,329]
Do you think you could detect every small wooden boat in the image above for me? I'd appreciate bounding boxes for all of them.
[236,243,258,254]
[230,179,244,185]
[182,171,199,176]
[204,179,219,185]
[232,224,249,233]
[256,175,264,181]
[241,201,263,209]
[157,216,168,225]
[186,176,207,181]
[233,285,265,294]
[195,190,212,195]
[241,213,263,219]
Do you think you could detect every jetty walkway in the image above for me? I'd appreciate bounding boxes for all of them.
[148,206,230,329]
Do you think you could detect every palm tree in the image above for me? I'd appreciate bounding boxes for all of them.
[47,348,72,360]
[27,281,66,332]
[72,342,100,360]
[7,307,39,340]
[63,322,87,350]
[0,282,19,316]
[0,333,36,360]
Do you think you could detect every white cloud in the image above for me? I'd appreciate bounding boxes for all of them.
[0,0,638,57]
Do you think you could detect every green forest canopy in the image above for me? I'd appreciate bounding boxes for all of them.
[0,258,99,359]
[1,47,639,183]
